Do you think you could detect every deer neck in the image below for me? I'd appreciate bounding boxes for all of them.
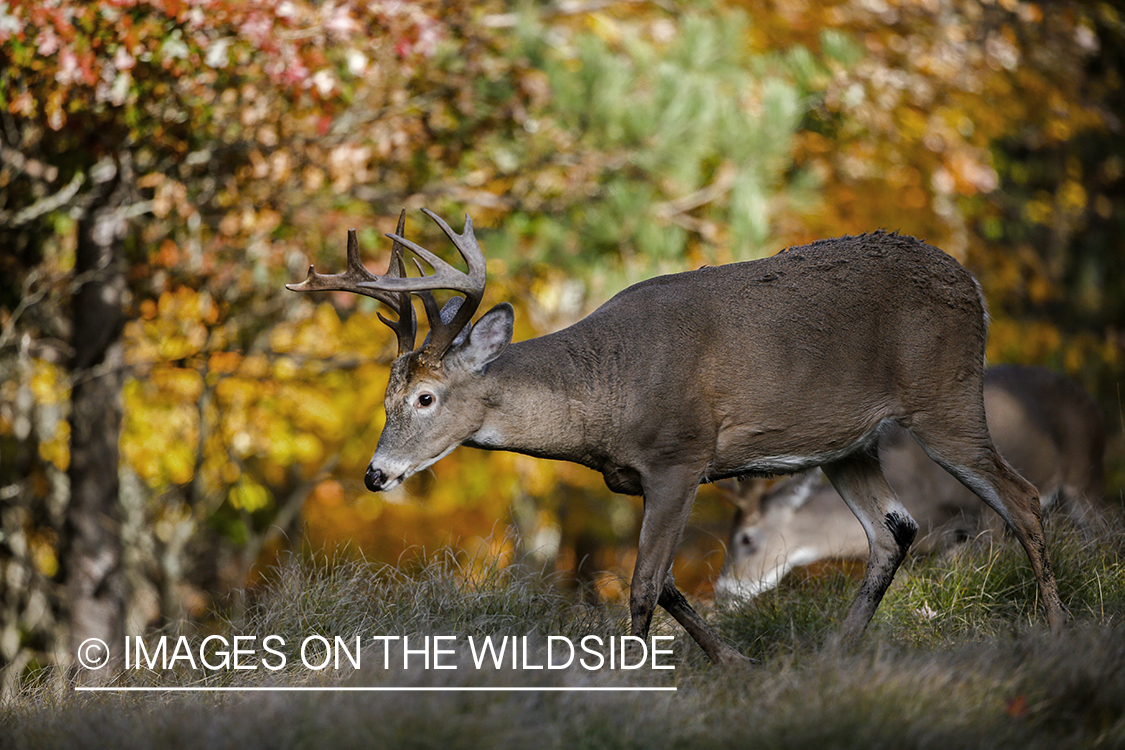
[464,333,611,467]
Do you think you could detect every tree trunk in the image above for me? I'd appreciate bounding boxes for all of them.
[63,167,128,679]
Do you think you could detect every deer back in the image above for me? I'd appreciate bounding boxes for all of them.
[491,233,985,477]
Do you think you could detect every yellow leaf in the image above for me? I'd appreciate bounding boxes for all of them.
[153,366,203,401]
[165,445,196,485]
[1059,180,1087,214]
[240,354,270,379]
[270,324,295,353]
[38,421,70,471]
[295,433,323,463]
[218,460,240,484]
[30,360,68,405]
[230,479,271,512]
[29,533,58,578]
[273,356,298,382]
[208,351,242,375]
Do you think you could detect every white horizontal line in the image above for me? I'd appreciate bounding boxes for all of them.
[75,685,677,693]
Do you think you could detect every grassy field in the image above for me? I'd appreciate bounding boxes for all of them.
[2,517,1124,750]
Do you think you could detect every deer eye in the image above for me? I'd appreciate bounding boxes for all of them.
[737,531,758,554]
[415,392,435,409]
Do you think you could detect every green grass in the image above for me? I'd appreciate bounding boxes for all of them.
[3,518,1124,750]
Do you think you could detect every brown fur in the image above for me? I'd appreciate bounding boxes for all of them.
[718,365,1107,600]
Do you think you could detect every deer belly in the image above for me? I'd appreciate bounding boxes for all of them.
[710,421,887,479]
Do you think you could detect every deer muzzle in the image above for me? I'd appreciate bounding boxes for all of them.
[365,465,387,492]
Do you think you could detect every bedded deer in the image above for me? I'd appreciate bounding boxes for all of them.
[287,209,1066,665]
[715,364,1106,600]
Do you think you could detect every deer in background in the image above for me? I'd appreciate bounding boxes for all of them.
[287,208,1066,665]
[716,364,1107,600]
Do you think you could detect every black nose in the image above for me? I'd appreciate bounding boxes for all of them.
[365,466,385,493]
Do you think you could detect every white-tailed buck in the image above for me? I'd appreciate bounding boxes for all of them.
[716,364,1106,600]
[287,209,1066,665]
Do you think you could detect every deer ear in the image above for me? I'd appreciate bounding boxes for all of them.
[457,303,513,371]
[719,477,769,515]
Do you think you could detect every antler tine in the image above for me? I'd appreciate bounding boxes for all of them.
[362,212,486,296]
[287,228,396,304]
[409,255,444,335]
[361,209,487,366]
[286,212,418,356]
[379,210,417,355]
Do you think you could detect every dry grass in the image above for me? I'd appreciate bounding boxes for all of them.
[2,518,1123,750]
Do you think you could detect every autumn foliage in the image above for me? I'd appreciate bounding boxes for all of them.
[0,0,1121,682]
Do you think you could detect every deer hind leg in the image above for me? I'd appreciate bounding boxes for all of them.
[821,449,918,644]
[632,466,747,666]
[907,416,1067,634]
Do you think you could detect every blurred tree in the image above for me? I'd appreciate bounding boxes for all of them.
[0,0,1120,691]
[0,0,531,682]
[64,158,132,676]
[483,7,841,292]
[733,0,1122,454]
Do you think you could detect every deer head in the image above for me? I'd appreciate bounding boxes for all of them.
[287,209,513,492]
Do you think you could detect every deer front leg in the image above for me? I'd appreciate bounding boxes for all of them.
[658,575,751,666]
[631,466,748,666]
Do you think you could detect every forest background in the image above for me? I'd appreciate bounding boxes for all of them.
[0,0,1121,687]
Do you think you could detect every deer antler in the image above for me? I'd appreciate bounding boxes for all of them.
[365,208,486,368]
[286,210,416,356]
